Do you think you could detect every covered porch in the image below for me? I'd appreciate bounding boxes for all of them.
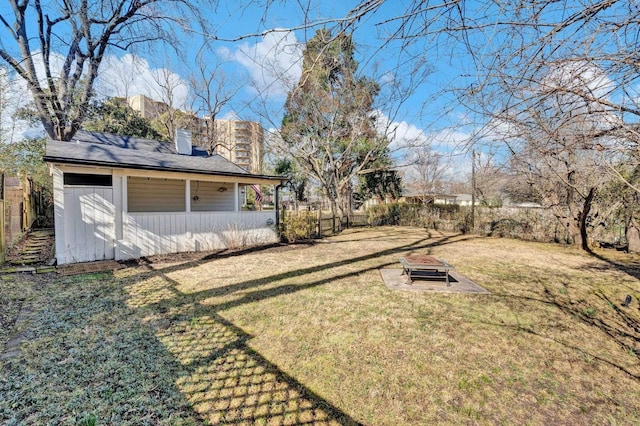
[52,166,281,264]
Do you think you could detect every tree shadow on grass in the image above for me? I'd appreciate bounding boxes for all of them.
[0,274,201,425]
[152,303,362,425]
[582,251,640,360]
[122,231,471,424]
[486,321,640,380]
[127,232,470,311]
[485,278,640,380]
[585,249,640,284]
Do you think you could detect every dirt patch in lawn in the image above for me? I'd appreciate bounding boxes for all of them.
[121,242,311,269]
[0,274,50,361]
[57,260,124,276]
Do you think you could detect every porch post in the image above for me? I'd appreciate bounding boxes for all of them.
[234,182,239,211]
[185,179,191,212]
[121,175,128,214]
[114,174,124,240]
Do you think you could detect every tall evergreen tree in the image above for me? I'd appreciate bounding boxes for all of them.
[280,29,388,227]
[356,149,402,205]
[273,158,307,209]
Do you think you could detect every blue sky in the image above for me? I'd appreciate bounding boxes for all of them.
[89,1,479,175]
[1,1,511,180]
[4,1,633,183]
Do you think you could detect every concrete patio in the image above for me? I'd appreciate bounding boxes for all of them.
[379,268,490,294]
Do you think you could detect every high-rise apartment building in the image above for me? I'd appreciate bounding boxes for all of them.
[126,95,264,174]
[126,94,169,119]
[206,119,264,174]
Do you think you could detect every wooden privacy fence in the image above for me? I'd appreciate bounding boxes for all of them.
[0,200,4,263]
[0,175,52,262]
[281,210,368,240]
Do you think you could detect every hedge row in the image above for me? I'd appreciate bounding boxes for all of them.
[280,203,623,245]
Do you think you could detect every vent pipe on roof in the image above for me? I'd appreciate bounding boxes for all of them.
[175,128,192,155]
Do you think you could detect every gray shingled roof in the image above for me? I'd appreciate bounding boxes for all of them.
[44,130,283,182]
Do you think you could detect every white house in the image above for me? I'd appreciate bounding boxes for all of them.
[44,130,285,265]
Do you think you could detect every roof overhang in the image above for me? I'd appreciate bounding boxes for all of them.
[44,136,286,185]
[44,155,286,185]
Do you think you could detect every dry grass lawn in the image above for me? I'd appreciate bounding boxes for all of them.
[2,226,640,425]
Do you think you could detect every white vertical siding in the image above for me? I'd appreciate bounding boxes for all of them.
[116,211,277,260]
[53,168,66,264]
[185,180,191,212]
[113,175,123,240]
[234,182,239,211]
[61,187,115,264]
[53,167,278,264]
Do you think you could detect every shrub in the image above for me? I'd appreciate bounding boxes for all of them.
[280,212,316,242]
[366,203,466,231]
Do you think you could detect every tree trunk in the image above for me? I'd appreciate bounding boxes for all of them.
[337,192,351,230]
[563,187,596,250]
[627,219,640,253]
[329,197,339,233]
[577,188,595,251]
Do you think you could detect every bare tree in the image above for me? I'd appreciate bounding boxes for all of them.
[0,0,208,141]
[94,54,148,102]
[148,66,192,141]
[471,152,509,206]
[493,63,615,249]
[0,65,25,144]
[188,44,241,156]
[325,1,640,248]
[404,145,446,202]
[240,1,640,249]
[272,1,639,163]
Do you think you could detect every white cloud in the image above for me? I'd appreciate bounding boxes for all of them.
[22,51,67,88]
[544,60,614,100]
[27,51,190,108]
[2,52,190,140]
[219,110,241,121]
[226,30,303,99]
[0,67,41,142]
[538,60,622,133]
[426,129,473,152]
[372,111,426,151]
[95,54,189,108]
[373,110,471,154]
[370,109,474,182]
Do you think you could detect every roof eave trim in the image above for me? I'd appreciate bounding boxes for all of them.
[43,155,285,182]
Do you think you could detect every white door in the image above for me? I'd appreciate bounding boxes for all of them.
[63,187,115,263]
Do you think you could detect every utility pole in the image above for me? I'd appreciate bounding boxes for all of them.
[471,150,476,231]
